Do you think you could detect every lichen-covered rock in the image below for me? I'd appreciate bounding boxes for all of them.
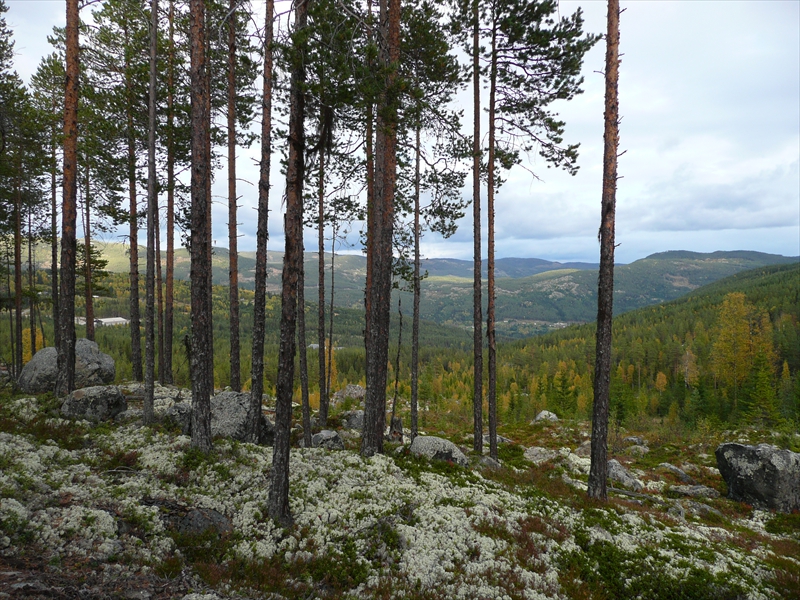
[340,410,364,431]
[715,443,800,512]
[164,402,193,435]
[607,459,643,492]
[409,436,468,467]
[574,440,592,457]
[61,385,126,422]
[210,391,274,445]
[523,446,557,465]
[658,462,696,485]
[178,508,232,536]
[312,430,345,450]
[18,339,115,394]
[670,484,720,499]
[625,444,650,457]
[331,384,366,405]
[532,410,558,423]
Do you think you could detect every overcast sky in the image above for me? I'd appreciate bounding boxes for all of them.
[6,0,799,264]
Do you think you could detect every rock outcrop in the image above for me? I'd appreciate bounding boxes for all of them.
[312,430,345,450]
[532,410,559,423]
[18,339,115,394]
[61,385,126,422]
[607,459,643,492]
[715,443,800,512]
[409,436,469,467]
[211,391,274,445]
[158,391,273,445]
[340,410,364,431]
[331,384,366,405]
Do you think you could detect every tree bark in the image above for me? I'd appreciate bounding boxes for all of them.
[164,0,176,385]
[144,0,159,425]
[270,0,308,526]
[227,0,241,392]
[189,0,213,452]
[326,229,336,396]
[14,176,22,377]
[486,8,498,462]
[362,0,400,457]
[317,149,328,426]
[83,167,94,342]
[298,245,312,448]
[28,213,35,356]
[471,0,483,455]
[51,114,59,351]
[57,0,79,397]
[248,0,273,444]
[410,123,421,442]
[125,19,143,383]
[588,0,621,501]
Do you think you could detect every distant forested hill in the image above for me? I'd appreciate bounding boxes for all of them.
[91,242,796,338]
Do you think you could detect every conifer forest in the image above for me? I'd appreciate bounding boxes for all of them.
[0,0,798,598]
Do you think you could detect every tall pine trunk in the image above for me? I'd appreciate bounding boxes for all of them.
[50,109,59,350]
[189,0,213,452]
[471,0,483,454]
[57,0,79,396]
[410,123,421,441]
[227,0,241,391]
[270,0,308,525]
[362,0,400,457]
[299,246,312,448]
[486,11,498,461]
[126,19,143,382]
[326,229,336,396]
[83,168,94,341]
[248,0,273,444]
[164,0,176,385]
[28,214,35,355]
[144,0,159,425]
[13,177,22,377]
[588,0,621,501]
[317,149,328,426]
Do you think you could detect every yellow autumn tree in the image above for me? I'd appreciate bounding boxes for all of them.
[21,327,46,364]
[711,292,776,416]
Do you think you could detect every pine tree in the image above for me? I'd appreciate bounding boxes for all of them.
[588,0,621,501]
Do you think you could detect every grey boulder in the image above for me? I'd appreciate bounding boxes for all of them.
[164,402,193,435]
[178,508,232,537]
[61,385,126,422]
[670,484,720,499]
[312,429,345,450]
[409,436,468,467]
[162,392,274,444]
[715,443,800,512]
[607,459,643,492]
[340,410,364,431]
[211,391,274,445]
[533,410,559,423]
[18,339,115,394]
[331,384,366,405]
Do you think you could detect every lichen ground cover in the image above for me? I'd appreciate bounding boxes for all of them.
[1,395,797,599]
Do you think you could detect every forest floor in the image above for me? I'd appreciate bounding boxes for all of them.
[1,386,799,599]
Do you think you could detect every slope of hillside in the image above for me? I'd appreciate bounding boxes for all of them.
[93,242,797,337]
